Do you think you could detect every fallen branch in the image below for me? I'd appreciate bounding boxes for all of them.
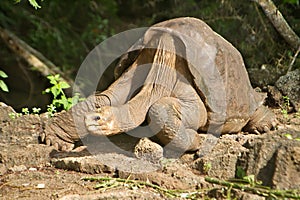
[252,0,300,50]
[0,26,74,88]
[288,45,300,72]
[205,177,300,199]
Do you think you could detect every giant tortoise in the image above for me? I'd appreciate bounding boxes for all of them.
[41,17,276,152]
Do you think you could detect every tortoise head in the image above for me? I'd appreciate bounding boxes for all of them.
[84,111,102,135]
[84,107,120,136]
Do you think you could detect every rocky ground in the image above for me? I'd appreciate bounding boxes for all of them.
[0,100,300,199]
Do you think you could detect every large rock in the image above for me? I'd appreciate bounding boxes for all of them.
[238,130,300,189]
[192,135,248,179]
[275,69,300,111]
[0,103,54,173]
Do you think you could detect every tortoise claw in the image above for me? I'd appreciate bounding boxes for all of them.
[244,106,276,134]
[61,145,67,151]
[40,132,46,142]
[263,126,270,133]
[46,138,51,146]
[53,142,59,150]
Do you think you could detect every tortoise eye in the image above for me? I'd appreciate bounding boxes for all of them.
[94,116,101,121]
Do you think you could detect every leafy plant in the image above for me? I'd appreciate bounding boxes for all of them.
[8,112,22,119]
[46,104,56,117]
[8,107,42,119]
[32,107,41,114]
[44,74,71,110]
[22,107,30,115]
[203,162,212,174]
[0,70,9,92]
[43,74,84,117]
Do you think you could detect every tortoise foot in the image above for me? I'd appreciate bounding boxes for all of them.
[41,128,75,151]
[42,112,78,151]
[243,106,277,134]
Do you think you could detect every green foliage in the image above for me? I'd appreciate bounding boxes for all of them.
[236,167,262,187]
[7,74,83,119]
[8,112,22,119]
[43,74,84,117]
[44,74,70,100]
[0,70,9,92]
[32,107,41,114]
[283,0,299,5]
[2,1,116,76]
[236,166,246,179]
[22,107,30,115]
[8,106,41,119]
[46,104,56,117]
[203,162,212,174]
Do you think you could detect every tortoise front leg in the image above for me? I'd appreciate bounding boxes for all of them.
[85,33,179,136]
[41,51,150,150]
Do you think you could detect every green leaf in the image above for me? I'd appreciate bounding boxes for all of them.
[44,88,50,93]
[236,166,246,179]
[54,74,60,79]
[28,0,41,9]
[51,86,59,98]
[60,96,70,110]
[284,133,293,140]
[22,107,29,115]
[0,80,9,92]
[0,70,8,78]
[47,75,57,85]
[32,107,41,114]
[59,81,70,89]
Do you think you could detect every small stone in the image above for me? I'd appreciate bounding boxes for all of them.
[36,183,45,189]
[29,167,37,171]
[134,138,163,162]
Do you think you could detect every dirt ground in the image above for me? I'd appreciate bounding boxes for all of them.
[0,103,300,199]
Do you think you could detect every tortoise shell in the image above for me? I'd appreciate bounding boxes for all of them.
[114,17,265,134]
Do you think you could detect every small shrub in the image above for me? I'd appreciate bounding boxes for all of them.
[43,74,84,117]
